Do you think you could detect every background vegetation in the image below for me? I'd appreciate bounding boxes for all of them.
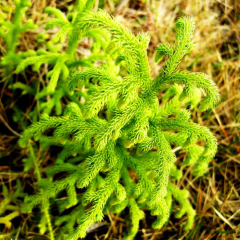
[0,0,239,239]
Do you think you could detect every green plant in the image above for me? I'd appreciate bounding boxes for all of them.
[15,0,111,99]
[18,10,220,240]
[10,0,115,130]
[0,180,25,236]
[0,0,36,81]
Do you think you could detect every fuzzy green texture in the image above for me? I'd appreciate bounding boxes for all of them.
[0,0,36,80]
[18,9,220,240]
[13,0,112,119]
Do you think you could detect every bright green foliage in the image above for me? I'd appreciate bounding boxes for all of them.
[15,0,110,99]
[11,0,114,126]
[0,0,36,80]
[19,11,220,240]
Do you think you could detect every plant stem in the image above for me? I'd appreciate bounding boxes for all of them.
[29,142,55,240]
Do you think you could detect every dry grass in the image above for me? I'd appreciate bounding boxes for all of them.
[0,0,240,239]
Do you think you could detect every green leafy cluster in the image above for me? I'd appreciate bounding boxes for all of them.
[1,1,112,238]
[17,8,220,240]
[0,0,220,239]
[0,0,36,80]
[15,2,94,97]
[8,0,114,124]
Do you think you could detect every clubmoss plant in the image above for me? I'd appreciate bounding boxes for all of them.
[15,0,111,99]
[0,0,36,81]
[19,10,220,240]
[12,0,116,128]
